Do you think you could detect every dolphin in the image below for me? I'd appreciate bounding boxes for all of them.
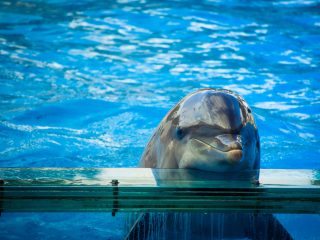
[125,89,293,240]
[140,88,260,174]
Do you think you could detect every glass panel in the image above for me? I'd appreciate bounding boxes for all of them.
[0,168,319,213]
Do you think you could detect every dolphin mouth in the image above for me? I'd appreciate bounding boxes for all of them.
[191,138,240,152]
[190,137,243,163]
[178,136,243,171]
[191,136,242,152]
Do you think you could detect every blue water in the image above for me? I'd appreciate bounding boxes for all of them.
[0,0,319,239]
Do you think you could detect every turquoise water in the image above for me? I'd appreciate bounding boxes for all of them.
[0,0,320,239]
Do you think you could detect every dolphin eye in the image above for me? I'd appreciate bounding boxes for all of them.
[176,127,185,140]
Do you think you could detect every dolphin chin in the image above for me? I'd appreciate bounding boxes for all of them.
[178,138,243,172]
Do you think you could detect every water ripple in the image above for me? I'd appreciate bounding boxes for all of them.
[0,0,319,169]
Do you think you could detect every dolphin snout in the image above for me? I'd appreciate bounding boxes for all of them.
[227,141,242,151]
[216,134,243,164]
[215,134,242,152]
[227,149,243,164]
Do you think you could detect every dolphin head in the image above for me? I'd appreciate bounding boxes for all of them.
[170,89,260,172]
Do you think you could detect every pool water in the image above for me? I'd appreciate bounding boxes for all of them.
[0,0,319,239]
